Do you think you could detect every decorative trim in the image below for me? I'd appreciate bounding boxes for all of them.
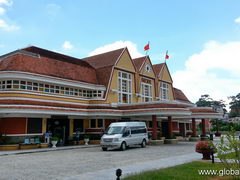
[0,71,106,90]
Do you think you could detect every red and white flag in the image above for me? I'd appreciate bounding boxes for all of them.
[144,43,150,51]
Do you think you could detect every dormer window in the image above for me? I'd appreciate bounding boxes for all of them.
[118,71,132,103]
[141,78,152,102]
[160,82,169,100]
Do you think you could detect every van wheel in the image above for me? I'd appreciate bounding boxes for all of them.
[141,139,146,148]
[120,142,127,151]
[102,147,107,151]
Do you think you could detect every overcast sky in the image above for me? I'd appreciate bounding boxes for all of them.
[0,0,240,105]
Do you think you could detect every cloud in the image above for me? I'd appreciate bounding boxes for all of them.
[172,41,240,106]
[89,41,144,58]
[62,41,73,50]
[0,19,20,31]
[0,7,5,15]
[235,17,240,23]
[0,0,12,6]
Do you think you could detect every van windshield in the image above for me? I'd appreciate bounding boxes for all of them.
[105,126,125,135]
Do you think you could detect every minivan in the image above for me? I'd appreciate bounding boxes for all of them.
[100,122,148,151]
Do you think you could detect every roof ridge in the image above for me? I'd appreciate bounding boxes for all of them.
[82,47,125,60]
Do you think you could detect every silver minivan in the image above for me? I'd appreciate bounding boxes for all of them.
[100,122,148,151]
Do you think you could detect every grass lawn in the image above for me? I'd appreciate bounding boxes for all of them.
[123,161,227,180]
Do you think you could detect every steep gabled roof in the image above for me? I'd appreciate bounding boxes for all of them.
[82,48,125,69]
[132,56,146,71]
[153,63,165,77]
[173,87,191,103]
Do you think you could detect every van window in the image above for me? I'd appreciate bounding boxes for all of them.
[106,126,125,135]
[130,126,147,134]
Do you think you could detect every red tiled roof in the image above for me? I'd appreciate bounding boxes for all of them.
[95,66,113,87]
[0,46,126,87]
[153,63,165,76]
[22,46,91,67]
[0,53,99,84]
[82,48,125,69]
[173,88,191,103]
[132,56,147,70]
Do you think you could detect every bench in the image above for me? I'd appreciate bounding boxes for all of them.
[19,138,41,149]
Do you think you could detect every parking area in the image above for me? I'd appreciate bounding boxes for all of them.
[0,142,197,180]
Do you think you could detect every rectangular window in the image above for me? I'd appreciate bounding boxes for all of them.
[97,119,103,128]
[74,119,84,132]
[141,79,152,102]
[27,118,42,133]
[6,80,12,89]
[27,81,33,90]
[90,119,96,128]
[160,82,169,100]
[118,71,132,103]
[13,80,20,89]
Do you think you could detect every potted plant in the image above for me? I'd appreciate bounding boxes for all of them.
[51,137,58,148]
[195,140,215,160]
[83,135,90,145]
[215,131,221,137]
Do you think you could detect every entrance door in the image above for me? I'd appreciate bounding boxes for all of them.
[47,118,69,145]
[179,123,186,137]
[161,122,169,137]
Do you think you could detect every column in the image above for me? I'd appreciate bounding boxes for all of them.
[168,116,173,137]
[152,115,157,140]
[69,119,74,136]
[192,118,196,136]
[201,119,206,137]
[42,118,47,134]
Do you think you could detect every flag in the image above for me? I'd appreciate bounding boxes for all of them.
[165,50,169,59]
[144,43,150,51]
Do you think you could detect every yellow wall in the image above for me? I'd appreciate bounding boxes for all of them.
[84,119,89,129]
[139,58,156,79]
[159,65,173,83]
[115,51,136,72]
[0,92,90,104]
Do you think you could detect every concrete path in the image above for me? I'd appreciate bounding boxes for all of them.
[65,152,202,180]
[0,141,203,180]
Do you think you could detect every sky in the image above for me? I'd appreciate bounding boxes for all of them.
[0,0,240,107]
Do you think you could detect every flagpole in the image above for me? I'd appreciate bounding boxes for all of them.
[145,41,150,56]
[164,50,168,64]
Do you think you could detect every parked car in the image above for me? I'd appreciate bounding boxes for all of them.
[100,122,148,151]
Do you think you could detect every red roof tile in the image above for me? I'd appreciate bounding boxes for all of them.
[0,53,99,84]
[22,46,91,67]
[153,63,165,76]
[173,87,191,103]
[82,48,125,69]
[132,56,147,70]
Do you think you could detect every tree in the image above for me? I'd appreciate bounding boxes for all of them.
[229,93,240,117]
[196,94,227,113]
[196,94,213,107]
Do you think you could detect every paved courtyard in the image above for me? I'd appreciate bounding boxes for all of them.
[0,142,201,180]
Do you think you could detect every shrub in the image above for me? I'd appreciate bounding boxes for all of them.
[196,141,215,153]
[216,128,240,172]
[51,137,59,141]
[0,134,10,145]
